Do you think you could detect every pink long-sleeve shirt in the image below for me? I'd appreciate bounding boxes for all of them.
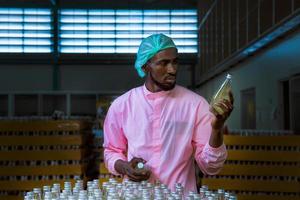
[103,84,227,194]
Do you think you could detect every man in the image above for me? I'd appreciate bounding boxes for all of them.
[103,33,233,194]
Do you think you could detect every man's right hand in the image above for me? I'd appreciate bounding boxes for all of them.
[114,157,151,182]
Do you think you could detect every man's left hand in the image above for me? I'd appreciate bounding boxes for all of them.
[210,91,234,131]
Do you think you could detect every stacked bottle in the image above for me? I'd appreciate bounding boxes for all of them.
[24,178,237,200]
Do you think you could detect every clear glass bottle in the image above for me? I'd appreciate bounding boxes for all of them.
[25,178,237,200]
[33,188,42,200]
[174,183,183,199]
[217,189,225,200]
[210,74,232,115]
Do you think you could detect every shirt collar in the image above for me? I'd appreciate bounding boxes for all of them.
[143,84,174,100]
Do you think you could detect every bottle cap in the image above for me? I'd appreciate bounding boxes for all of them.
[137,162,144,169]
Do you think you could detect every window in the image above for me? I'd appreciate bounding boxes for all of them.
[59,9,198,53]
[0,8,198,54]
[0,8,52,53]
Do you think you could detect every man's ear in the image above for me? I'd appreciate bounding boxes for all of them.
[142,64,150,73]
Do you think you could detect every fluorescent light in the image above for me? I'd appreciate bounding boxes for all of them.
[59,9,198,53]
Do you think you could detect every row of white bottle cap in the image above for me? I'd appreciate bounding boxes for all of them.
[24,178,237,200]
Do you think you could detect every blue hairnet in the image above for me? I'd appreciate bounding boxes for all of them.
[134,33,177,78]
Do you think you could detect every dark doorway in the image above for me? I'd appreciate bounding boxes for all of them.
[241,88,256,129]
[282,80,290,130]
[290,75,300,133]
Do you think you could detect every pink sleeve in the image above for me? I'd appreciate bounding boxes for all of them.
[192,99,227,175]
[103,102,127,175]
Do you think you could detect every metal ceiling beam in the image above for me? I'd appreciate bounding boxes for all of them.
[51,0,60,90]
[50,0,56,6]
[196,10,300,87]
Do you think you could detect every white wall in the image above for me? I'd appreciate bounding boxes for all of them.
[0,62,192,116]
[0,65,53,91]
[196,29,300,130]
[60,64,192,92]
[60,65,142,92]
[0,63,192,92]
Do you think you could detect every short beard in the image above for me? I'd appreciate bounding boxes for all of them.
[150,72,176,91]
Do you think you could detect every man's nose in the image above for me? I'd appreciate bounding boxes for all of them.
[167,63,177,74]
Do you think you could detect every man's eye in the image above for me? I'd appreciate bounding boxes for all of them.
[159,61,168,66]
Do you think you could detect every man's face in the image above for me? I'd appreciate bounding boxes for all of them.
[145,48,178,91]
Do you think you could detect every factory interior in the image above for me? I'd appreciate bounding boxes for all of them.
[0,0,299,199]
